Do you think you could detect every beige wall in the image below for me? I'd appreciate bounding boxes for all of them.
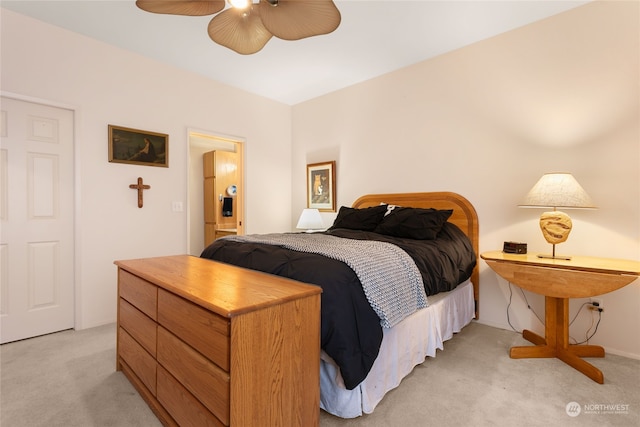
[2,2,639,359]
[1,9,293,329]
[292,1,640,358]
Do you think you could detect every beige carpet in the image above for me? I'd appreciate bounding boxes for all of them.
[1,322,638,427]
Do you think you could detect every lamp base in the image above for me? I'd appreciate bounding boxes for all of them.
[537,253,572,261]
[537,243,572,260]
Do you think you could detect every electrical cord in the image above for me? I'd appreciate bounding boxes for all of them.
[506,282,519,332]
[583,312,595,344]
[506,282,602,343]
[568,302,592,344]
[569,302,591,326]
[518,287,544,325]
[506,282,545,333]
[574,310,602,345]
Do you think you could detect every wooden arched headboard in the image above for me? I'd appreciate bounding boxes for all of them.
[352,192,480,318]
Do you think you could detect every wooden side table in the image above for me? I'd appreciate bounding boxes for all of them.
[481,251,640,384]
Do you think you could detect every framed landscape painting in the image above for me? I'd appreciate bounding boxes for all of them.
[306,161,336,212]
[108,125,168,167]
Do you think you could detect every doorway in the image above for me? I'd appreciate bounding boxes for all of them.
[188,130,244,256]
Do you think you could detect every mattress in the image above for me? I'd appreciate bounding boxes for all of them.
[319,279,475,418]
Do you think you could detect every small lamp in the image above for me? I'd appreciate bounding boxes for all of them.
[296,208,324,233]
[519,172,596,260]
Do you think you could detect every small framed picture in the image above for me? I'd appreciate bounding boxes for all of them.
[306,161,336,212]
[108,125,168,167]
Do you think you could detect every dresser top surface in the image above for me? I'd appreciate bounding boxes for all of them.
[115,255,321,317]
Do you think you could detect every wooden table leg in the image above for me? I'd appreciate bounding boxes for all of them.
[509,296,605,383]
[569,345,605,358]
[522,329,546,346]
[510,329,554,357]
[510,343,556,358]
[557,348,604,384]
[510,296,558,358]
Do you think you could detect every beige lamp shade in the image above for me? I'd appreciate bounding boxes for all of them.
[519,173,596,209]
[519,173,596,259]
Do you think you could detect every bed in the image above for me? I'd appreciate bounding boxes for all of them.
[200,192,479,418]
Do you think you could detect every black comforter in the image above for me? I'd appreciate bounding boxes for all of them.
[200,222,476,389]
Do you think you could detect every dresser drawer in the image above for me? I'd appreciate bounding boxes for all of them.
[158,289,230,371]
[119,269,158,321]
[119,298,157,357]
[157,365,225,427]
[157,327,230,426]
[118,327,156,396]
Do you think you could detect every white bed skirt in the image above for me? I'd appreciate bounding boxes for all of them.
[319,280,475,418]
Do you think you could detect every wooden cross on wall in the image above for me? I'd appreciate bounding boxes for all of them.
[129,177,150,208]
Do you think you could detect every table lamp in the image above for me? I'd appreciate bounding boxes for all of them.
[519,172,596,260]
[296,208,324,232]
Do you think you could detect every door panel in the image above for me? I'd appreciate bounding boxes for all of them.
[0,97,74,343]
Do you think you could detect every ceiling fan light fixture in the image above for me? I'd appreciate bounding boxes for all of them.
[228,0,251,10]
[208,6,272,55]
[258,0,341,41]
[137,0,341,54]
[136,0,225,16]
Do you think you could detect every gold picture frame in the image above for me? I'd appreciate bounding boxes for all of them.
[306,161,336,212]
[108,125,168,167]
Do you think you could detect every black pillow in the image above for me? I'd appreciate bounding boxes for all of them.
[329,204,388,231]
[374,207,453,240]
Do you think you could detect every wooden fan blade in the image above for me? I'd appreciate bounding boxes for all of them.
[258,0,340,40]
[136,0,225,16]
[208,7,273,55]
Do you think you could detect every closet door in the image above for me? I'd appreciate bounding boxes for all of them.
[0,97,75,343]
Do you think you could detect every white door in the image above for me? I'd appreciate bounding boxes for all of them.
[0,97,75,343]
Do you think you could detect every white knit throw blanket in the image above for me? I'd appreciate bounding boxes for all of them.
[221,233,427,328]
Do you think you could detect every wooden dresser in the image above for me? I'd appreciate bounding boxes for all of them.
[115,255,322,427]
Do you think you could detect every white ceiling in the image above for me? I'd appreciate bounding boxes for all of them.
[2,0,590,105]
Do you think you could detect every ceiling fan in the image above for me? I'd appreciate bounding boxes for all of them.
[136,0,341,55]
